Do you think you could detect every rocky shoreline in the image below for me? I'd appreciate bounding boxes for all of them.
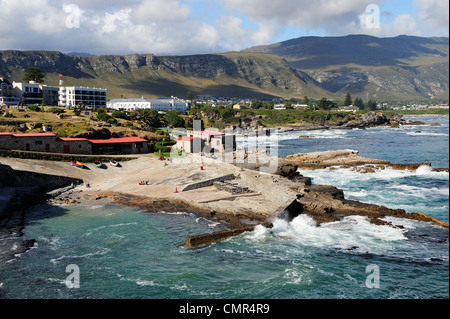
[2,146,448,255]
[1,112,448,251]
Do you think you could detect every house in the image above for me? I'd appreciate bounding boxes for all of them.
[176,119,236,154]
[89,136,147,154]
[176,136,197,153]
[0,132,147,154]
[336,105,359,112]
[233,104,246,110]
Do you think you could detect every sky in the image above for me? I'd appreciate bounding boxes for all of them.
[0,0,448,56]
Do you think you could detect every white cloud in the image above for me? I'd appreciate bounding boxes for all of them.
[0,0,447,56]
[220,0,447,39]
[220,0,378,32]
[414,0,449,32]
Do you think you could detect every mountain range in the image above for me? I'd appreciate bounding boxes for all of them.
[0,35,448,102]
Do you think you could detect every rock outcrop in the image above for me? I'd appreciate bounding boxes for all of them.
[284,150,447,172]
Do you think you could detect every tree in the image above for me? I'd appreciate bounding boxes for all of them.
[165,111,185,128]
[367,99,378,111]
[354,97,365,109]
[130,108,161,127]
[303,96,310,106]
[23,67,45,83]
[344,92,352,106]
[186,91,194,101]
[317,97,337,110]
[251,99,262,109]
[285,100,293,109]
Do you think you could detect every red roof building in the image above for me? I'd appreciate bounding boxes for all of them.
[0,132,148,155]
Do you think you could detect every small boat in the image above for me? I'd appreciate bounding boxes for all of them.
[70,160,84,168]
[94,160,102,168]
[110,159,118,166]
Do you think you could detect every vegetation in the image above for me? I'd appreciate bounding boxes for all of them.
[344,92,352,106]
[316,97,338,110]
[97,111,117,124]
[23,67,45,83]
[165,111,185,127]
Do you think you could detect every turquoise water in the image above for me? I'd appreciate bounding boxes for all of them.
[0,116,448,299]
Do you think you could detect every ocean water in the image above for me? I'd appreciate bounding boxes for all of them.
[0,116,448,299]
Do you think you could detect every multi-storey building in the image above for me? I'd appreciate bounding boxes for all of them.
[0,77,18,106]
[12,81,44,105]
[59,86,107,108]
[10,81,60,106]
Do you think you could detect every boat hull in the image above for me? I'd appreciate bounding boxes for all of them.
[70,161,84,168]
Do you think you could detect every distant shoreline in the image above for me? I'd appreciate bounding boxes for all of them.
[400,113,449,117]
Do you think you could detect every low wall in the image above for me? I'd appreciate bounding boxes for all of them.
[185,226,254,247]
[182,174,236,192]
[0,149,135,163]
[0,163,83,191]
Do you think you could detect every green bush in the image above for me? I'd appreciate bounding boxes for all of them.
[97,112,117,124]
[111,111,128,119]
[27,105,41,112]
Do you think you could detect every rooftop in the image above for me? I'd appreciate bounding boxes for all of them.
[177,136,194,141]
[0,132,147,144]
[88,137,148,144]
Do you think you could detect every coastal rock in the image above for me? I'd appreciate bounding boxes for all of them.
[432,168,449,172]
[402,120,427,125]
[284,149,389,169]
[275,160,299,178]
[362,112,388,126]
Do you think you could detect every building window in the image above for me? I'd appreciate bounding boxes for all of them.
[35,140,43,145]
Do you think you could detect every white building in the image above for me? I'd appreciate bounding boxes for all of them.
[107,97,187,112]
[12,81,43,105]
[59,86,107,108]
[0,77,18,106]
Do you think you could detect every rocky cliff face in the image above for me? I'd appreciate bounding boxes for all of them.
[244,35,449,101]
[2,35,448,101]
[0,50,326,99]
